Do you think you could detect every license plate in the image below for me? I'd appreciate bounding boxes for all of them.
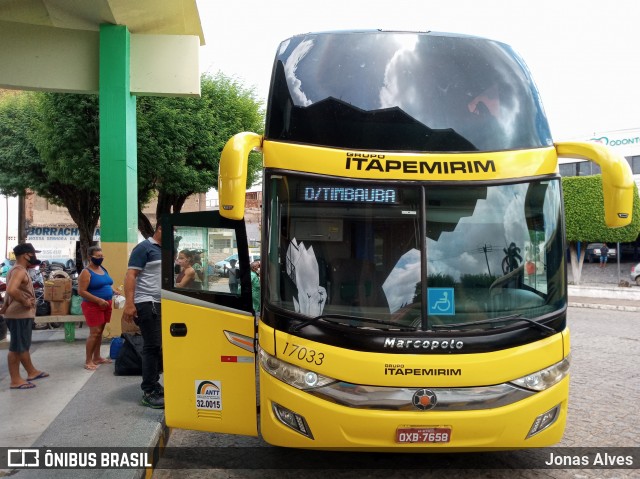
[395,427,451,443]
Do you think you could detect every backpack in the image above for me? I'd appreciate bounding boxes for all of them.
[36,301,51,317]
[114,333,144,375]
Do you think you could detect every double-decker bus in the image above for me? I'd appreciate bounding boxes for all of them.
[161,30,633,450]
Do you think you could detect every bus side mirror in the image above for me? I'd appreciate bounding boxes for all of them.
[218,132,263,220]
[555,141,634,228]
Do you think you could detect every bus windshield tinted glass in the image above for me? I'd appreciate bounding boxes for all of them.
[266,175,565,331]
[266,31,552,152]
[425,180,565,330]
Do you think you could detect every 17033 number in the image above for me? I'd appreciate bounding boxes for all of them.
[282,342,325,366]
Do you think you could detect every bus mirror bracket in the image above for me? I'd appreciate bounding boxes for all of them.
[218,132,263,220]
[555,141,634,228]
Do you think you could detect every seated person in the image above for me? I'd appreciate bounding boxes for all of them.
[175,250,199,289]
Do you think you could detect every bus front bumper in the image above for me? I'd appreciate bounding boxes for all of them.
[259,369,569,451]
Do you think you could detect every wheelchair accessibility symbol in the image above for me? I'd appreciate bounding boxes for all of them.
[427,288,455,315]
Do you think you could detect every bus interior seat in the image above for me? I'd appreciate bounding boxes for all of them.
[330,259,375,306]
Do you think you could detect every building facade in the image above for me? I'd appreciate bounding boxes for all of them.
[559,128,640,182]
[22,188,262,265]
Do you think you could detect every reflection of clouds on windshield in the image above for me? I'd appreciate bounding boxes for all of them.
[427,241,484,281]
[428,184,529,280]
[379,35,419,110]
[285,39,314,107]
[503,187,528,246]
[458,251,482,272]
[278,39,290,56]
[383,248,420,313]
[544,181,561,239]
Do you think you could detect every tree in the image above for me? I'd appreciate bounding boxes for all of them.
[136,72,264,236]
[563,175,640,284]
[0,93,38,243]
[0,92,101,265]
[0,72,264,254]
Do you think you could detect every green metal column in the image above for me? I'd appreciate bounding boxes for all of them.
[99,24,138,337]
[99,24,138,245]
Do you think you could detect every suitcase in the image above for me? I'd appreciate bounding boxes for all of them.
[113,333,144,375]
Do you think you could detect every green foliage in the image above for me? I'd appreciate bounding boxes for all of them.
[0,91,101,262]
[137,72,264,231]
[0,92,101,206]
[562,175,640,243]
[32,93,101,202]
[0,93,42,196]
[0,72,265,239]
[460,273,496,288]
[426,273,456,287]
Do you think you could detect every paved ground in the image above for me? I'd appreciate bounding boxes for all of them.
[0,260,637,477]
[568,259,636,286]
[0,327,165,479]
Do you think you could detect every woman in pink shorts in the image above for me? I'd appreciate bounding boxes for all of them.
[78,246,121,370]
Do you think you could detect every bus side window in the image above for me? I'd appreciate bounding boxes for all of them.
[173,226,241,295]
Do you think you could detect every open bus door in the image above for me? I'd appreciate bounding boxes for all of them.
[161,211,258,436]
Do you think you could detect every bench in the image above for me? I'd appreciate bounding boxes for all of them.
[34,314,84,325]
[34,315,84,342]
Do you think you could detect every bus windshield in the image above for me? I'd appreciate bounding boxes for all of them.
[266,174,565,331]
[266,31,552,152]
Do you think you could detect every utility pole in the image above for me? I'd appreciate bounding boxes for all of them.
[474,244,493,277]
[18,192,26,244]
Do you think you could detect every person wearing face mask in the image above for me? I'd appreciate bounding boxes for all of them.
[78,246,121,370]
[1,243,49,389]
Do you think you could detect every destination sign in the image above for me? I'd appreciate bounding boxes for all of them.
[299,186,399,204]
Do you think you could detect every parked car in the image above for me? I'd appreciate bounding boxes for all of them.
[630,263,640,285]
[213,253,261,277]
[585,243,616,263]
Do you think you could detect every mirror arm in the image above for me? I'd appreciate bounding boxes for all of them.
[219,132,263,220]
[556,141,634,228]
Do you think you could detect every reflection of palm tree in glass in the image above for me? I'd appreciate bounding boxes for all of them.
[502,242,522,274]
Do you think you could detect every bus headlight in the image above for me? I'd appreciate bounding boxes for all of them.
[510,355,570,391]
[258,348,336,390]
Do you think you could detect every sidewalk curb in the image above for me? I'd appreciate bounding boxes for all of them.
[568,301,640,312]
[568,284,640,300]
[142,419,170,479]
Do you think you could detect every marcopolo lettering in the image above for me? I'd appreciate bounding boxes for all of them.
[345,155,496,175]
[383,337,464,350]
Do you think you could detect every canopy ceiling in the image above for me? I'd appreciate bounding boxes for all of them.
[0,0,205,44]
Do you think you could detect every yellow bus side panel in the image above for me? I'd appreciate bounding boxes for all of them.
[162,297,258,436]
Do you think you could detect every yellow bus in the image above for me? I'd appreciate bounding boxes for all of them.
[161,30,633,450]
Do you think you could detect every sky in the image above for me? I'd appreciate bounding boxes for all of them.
[195,0,639,141]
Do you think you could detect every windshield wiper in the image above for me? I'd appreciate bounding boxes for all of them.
[291,314,418,333]
[431,314,556,335]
